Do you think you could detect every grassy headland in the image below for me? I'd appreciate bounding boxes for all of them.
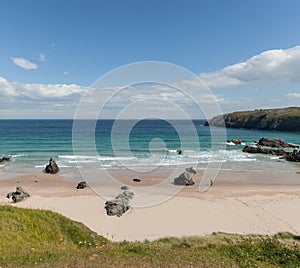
[1,206,300,267]
[205,107,300,131]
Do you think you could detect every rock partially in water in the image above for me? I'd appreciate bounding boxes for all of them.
[174,167,196,186]
[44,157,59,174]
[0,155,11,165]
[242,145,287,156]
[285,149,300,162]
[257,138,298,148]
[6,186,30,203]
[104,190,134,217]
[227,138,242,145]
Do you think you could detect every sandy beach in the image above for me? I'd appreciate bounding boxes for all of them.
[1,170,300,241]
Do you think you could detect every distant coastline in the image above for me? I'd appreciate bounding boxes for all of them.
[205,107,300,131]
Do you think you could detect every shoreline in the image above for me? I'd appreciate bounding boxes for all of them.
[1,169,300,241]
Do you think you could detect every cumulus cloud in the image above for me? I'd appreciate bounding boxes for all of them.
[0,76,88,100]
[200,45,300,88]
[0,77,90,118]
[10,57,38,70]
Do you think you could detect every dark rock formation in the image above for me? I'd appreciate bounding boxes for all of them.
[242,146,287,156]
[205,107,300,131]
[104,190,134,217]
[257,138,298,148]
[285,149,300,162]
[174,167,196,186]
[0,155,11,164]
[44,157,59,174]
[227,138,242,145]
[176,149,183,155]
[76,181,86,189]
[6,186,30,203]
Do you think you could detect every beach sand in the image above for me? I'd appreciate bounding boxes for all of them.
[1,170,300,241]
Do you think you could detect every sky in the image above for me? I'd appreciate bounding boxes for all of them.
[1,0,300,119]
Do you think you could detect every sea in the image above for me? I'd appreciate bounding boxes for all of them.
[0,119,299,176]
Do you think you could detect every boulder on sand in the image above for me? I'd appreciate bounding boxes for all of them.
[76,181,87,189]
[104,190,134,217]
[174,167,196,186]
[44,157,59,174]
[6,186,30,203]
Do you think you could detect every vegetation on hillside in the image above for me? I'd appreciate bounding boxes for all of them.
[206,107,300,131]
[1,206,300,267]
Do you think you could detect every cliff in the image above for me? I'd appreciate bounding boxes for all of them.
[205,107,300,131]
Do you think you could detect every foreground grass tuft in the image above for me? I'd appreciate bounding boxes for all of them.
[1,206,300,267]
[0,205,107,267]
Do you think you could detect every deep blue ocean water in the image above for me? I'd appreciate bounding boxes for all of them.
[0,119,299,174]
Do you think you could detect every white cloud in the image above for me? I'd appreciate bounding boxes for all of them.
[10,57,38,70]
[200,45,300,88]
[38,52,46,62]
[64,71,68,75]
[0,76,88,100]
[286,93,300,98]
[0,77,90,118]
[0,77,18,97]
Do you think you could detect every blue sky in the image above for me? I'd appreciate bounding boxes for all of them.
[1,0,300,118]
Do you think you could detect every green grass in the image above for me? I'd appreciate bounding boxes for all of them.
[1,206,300,267]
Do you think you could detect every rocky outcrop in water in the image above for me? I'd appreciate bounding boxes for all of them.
[0,156,11,165]
[44,157,59,174]
[227,138,242,145]
[242,146,287,156]
[174,167,196,186]
[204,107,300,131]
[104,190,134,217]
[257,138,298,148]
[242,137,300,162]
[6,186,30,203]
[285,150,300,162]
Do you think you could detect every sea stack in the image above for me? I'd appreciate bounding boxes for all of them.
[44,156,59,174]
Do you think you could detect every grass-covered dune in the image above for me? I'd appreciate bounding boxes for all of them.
[1,206,300,268]
[205,107,300,131]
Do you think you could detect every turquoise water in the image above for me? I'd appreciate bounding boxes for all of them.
[0,119,299,174]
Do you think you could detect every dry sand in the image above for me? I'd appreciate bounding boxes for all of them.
[1,170,300,241]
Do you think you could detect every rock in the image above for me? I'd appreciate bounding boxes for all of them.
[76,181,87,189]
[174,167,196,186]
[204,107,300,131]
[0,155,11,164]
[133,178,141,182]
[121,185,129,190]
[44,157,59,174]
[227,138,242,145]
[6,186,30,203]
[242,146,287,156]
[104,190,134,217]
[176,149,183,155]
[285,149,300,162]
[257,138,298,148]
